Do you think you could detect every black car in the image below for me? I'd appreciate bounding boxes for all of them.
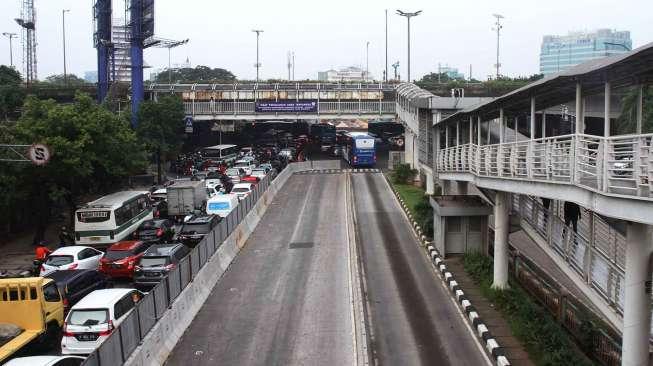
[177,215,220,248]
[46,269,110,312]
[133,243,190,289]
[134,219,175,243]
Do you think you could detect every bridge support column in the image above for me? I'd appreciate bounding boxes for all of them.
[492,191,510,290]
[622,222,652,366]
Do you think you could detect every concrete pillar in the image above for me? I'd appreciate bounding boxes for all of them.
[514,117,519,142]
[469,116,474,144]
[622,222,653,366]
[425,171,435,195]
[542,110,547,138]
[405,129,414,167]
[477,116,482,145]
[530,97,536,140]
[456,120,460,145]
[636,84,643,134]
[492,191,510,290]
[604,82,611,137]
[575,82,584,134]
[499,109,505,144]
[445,125,450,148]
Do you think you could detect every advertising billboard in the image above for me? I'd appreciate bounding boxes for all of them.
[255,101,318,113]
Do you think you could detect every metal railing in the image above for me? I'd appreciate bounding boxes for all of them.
[80,172,274,366]
[437,133,653,200]
[512,195,627,313]
[183,101,395,116]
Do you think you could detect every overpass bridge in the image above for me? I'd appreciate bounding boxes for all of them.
[146,82,397,120]
[398,42,653,365]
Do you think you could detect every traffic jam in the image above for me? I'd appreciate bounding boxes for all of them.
[0,120,404,365]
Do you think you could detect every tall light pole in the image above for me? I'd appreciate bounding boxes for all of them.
[365,41,370,82]
[252,29,263,82]
[2,32,17,67]
[396,9,422,83]
[62,9,70,85]
[292,51,295,81]
[492,14,504,79]
[385,9,388,82]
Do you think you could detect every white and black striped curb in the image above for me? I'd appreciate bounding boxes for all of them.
[386,179,511,366]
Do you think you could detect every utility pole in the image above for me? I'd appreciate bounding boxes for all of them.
[438,62,441,83]
[396,9,422,83]
[385,9,388,82]
[62,9,70,85]
[287,51,292,80]
[252,29,263,82]
[292,51,295,81]
[492,14,504,79]
[469,64,472,81]
[392,61,400,81]
[2,33,17,67]
[366,41,370,82]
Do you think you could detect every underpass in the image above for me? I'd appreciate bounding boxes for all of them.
[166,170,488,365]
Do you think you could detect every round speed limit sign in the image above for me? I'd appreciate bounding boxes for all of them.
[28,143,51,166]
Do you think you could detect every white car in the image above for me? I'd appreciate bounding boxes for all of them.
[233,160,255,175]
[250,168,267,180]
[4,356,85,366]
[231,183,254,200]
[61,288,143,355]
[40,246,104,276]
[205,178,222,190]
[150,188,166,202]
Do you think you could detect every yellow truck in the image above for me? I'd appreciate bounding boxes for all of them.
[0,277,64,363]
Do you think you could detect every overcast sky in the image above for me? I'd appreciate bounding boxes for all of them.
[1,0,651,82]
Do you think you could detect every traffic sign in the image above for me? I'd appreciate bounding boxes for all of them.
[184,116,194,133]
[28,143,51,166]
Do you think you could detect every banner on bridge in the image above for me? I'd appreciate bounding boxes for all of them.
[255,100,317,113]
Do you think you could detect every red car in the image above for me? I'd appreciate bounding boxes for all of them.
[99,240,152,279]
[240,175,260,184]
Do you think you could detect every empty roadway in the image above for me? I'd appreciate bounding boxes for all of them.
[166,171,488,365]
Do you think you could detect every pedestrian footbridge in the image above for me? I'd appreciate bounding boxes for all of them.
[146,82,396,120]
[397,42,653,366]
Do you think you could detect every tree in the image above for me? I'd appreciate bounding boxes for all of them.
[15,93,147,240]
[44,73,89,86]
[153,65,236,83]
[0,66,26,120]
[136,94,185,183]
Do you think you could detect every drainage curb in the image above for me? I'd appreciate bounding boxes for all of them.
[386,180,511,366]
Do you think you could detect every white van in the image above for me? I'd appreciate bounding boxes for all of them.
[206,194,239,218]
[61,288,143,355]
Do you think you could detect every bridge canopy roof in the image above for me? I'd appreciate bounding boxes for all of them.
[439,41,653,124]
[396,83,434,108]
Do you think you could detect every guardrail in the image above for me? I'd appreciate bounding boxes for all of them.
[183,101,396,116]
[437,133,653,200]
[79,161,341,366]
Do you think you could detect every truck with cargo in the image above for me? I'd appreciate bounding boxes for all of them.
[167,180,208,219]
[0,277,64,363]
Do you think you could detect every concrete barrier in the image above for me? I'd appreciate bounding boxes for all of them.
[124,162,304,366]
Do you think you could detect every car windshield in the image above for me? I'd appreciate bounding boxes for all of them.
[45,255,74,266]
[139,221,160,229]
[252,169,266,174]
[182,222,211,234]
[226,169,240,175]
[140,256,169,267]
[105,250,134,261]
[234,162,248,167]
[68,309,109,326]
[232,188,249,193]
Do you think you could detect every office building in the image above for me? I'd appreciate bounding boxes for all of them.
[539,29,631,75]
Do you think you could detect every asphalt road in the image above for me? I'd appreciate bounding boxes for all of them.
[352,173,489,366]
[166,170,488,366]
[166,172,356,366]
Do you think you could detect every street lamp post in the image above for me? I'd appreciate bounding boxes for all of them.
[62,9,70,85]
[252,29,264,82]
[492,14,504,79]
[366,41,370,82]
[2,32,17,67]
[396,9,421,83]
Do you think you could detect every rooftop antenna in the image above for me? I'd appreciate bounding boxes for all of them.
[492,13,504,79]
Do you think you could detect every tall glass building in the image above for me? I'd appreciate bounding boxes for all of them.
[539,29,632,75]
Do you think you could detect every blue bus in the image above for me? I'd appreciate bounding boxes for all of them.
[343,132,376,167]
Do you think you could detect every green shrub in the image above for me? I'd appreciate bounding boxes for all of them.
[392,163,417,184]
[414,196,433,237]
[462,252,596,366]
